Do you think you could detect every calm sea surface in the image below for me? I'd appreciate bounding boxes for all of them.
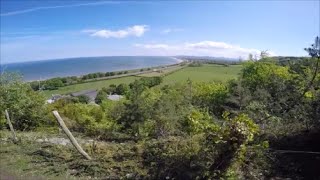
[2,56,181,81]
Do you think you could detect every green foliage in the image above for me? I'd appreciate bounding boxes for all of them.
[142,113,260,179]
[2,42,320,179]
[77,94,91,104]
[186,108,219,134]
[95,90,107,104]
[43,77,64,90]
[223,112,259,143]
[188,61,203,67]
[242,61,292,91]
[0,72,47,130]
[142,135,204,179]
[192,82,228,115]
[100,99,127,122]
[120,84,192,137]
[60,103,119,136]
[115,83,129,95]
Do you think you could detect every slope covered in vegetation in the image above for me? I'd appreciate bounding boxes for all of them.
[0,38,319,179]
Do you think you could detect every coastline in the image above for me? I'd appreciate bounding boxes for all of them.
[24,57,185,82]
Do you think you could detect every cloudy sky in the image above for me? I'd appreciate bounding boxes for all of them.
[0,0,319,63]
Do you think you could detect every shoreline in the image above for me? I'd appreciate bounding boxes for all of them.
[22,57,185,82]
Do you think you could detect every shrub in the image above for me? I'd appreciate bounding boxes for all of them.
[95,90,107,104]
[241,61,292,91]
[43,78,64,90]
[141,113,260,179]
[61,103,119,136]
[0,72,47,130]
[142,135,203,179]
[185,108,219,134]
[115,83,129,95]
[192,82,228,115]
[77,94,91,104]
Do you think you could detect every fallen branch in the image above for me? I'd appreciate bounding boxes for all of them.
[52,110,92,160]
[4,109,18,142]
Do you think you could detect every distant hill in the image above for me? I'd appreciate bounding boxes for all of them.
[175,55,238,62]
[272,56,309,62]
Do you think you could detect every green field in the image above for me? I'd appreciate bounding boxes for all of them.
[163,64,242,84]
[137,65,185,77]
[43,64,242,98]
[43,76,139,98]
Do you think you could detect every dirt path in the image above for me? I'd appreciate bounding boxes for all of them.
[0,169,43,180]
[0,169,15,180]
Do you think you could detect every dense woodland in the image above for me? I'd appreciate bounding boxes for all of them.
[0,37,319,179]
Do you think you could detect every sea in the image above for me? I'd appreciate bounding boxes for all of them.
[1,56,182,81]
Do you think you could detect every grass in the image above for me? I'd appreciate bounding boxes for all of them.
[163,64,242,84]
[43,76,139,98]
[0,130,147,179]
[42,64,243,98]
[137,65,185,77]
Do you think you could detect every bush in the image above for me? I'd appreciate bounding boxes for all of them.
[115,83,129,95]
[141,112,260,179]
[0,72,47,130]
[192,82,228,116]
[142,135,203,179]
[241,61,292,91]
[95,90,107,104]
[43,78,64,90]
[77,94,91,104]
[185,108,219,134]
[60,103,119,136]
[188,61,203,67]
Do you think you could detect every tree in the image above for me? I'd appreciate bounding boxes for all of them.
[43,78,64,90]
[192,82,228,116]
[95,90,107,104]
[301,36,320,98]
[29,81,40,91]
[260,50,269,59]
[77,95,91,104]
[115,83,129,95]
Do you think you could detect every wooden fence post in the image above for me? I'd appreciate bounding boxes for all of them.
[4,109,18,142]
[52,110,92,160]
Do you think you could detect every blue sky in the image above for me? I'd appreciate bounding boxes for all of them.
[1,0,319,63]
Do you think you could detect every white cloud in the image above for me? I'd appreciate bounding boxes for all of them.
[161,28,184,34]
[133,41,276,59]
[185,41,234,49]
[134,43,171,49]
[0,1,120,16]
[83,25,149,39]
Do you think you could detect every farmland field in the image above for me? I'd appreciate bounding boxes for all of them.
[43,64,242,98]
[137,65,185,77]
[43,76,139,98]
[163,64,242,84]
